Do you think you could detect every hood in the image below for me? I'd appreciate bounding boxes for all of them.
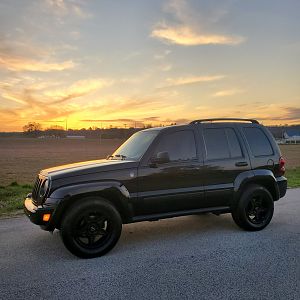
[41,159,139,180]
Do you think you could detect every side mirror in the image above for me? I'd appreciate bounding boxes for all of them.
[150,151,170,165]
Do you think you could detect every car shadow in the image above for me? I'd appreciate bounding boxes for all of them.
[114,213,238,252]
[24,213,238,260]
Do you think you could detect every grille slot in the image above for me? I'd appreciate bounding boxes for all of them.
[32,177,44,205]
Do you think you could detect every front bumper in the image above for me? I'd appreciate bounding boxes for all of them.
[24,197,56,231]
[276,176,287,199]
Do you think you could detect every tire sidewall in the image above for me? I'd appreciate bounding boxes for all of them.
[234,185,274,231]
[61,198,122,258]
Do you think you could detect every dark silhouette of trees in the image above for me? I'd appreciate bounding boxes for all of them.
[47,125,64,130]
[23,122,42,137]
[16,122,300,140]
[23,122,42,132]
[44,125,65,138]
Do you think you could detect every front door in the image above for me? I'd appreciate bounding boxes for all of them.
[135,128,204,216]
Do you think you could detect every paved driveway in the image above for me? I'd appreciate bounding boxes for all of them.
[0,189,299,299]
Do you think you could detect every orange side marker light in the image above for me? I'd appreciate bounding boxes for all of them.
[43,214,51,222]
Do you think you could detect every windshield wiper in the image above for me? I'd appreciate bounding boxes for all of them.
[114,154,127,160]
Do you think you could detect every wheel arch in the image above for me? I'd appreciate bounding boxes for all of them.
[50,181,133,229]
[233,169,280,206]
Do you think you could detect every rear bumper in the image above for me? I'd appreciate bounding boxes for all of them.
[276,176,287,199]
[24,197,56,231]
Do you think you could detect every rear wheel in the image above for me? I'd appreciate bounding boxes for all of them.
[60,198,122,258]
[232,184,274,231]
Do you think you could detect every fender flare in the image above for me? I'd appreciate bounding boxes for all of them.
[233,169,280,203]
[47,181,133,226]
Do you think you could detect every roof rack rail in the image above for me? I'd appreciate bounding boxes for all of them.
[190,118,259,124]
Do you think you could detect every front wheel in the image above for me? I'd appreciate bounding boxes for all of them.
[232,184,274,231]
[60,198,122,258]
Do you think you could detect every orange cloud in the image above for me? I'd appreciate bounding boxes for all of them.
[44,78,114,104]
[192,103,300,125]
[151,25,244,46]
[212,89,244,97]
[163,75,225,87]
[1,92,28,105]
[0,56,74,72]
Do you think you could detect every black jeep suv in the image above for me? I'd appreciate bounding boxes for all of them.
[24,118,287,258]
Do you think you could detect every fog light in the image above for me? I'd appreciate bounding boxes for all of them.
[43,214,51,222]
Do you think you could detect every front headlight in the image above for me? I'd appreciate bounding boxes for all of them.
[39,179,49,199]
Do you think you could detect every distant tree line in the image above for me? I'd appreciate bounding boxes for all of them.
[21,122,150,139]
[0,122,298,139]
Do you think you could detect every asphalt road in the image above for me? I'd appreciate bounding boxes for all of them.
[0,189,299,300]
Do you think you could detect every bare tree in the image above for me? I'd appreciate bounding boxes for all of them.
[23,122,42,137]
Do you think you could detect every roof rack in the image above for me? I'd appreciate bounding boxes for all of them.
[190,118,259,124]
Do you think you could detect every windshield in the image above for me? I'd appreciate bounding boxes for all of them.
[109,130,158,161]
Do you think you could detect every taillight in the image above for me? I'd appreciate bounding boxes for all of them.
[278,156,286,176]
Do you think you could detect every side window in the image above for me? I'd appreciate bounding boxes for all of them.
[203,128,230,160]
[203,128,243,160]
[243,127,273,157]
[225,128,242,158]
[154,130,197,162]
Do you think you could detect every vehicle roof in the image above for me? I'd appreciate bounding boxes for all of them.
[141,121,261,133]
[140,124,189,132]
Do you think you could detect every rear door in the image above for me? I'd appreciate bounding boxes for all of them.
[197,124,251,207]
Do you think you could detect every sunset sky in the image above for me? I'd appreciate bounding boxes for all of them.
[0,0,299,131]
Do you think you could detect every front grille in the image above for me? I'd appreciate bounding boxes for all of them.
[32,176,44,205]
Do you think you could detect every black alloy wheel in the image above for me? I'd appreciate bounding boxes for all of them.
[245,194,272,225]
[60,198,122,258]
[74,212,112,249]
[232,184,274,231]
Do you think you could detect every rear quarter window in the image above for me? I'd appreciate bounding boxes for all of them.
[243,127,273,157]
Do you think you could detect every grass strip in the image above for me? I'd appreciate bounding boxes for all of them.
[285,167,300,188]
[0,182,33,216]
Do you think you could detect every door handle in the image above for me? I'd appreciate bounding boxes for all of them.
[235,161,248,167]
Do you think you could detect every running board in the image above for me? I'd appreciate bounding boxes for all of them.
[132,206,231,222]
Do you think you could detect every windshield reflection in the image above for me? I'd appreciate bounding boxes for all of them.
[108,130,158,161]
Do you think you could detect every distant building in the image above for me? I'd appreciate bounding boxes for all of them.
[267,127,284,139]
[283,129,300,143]
[66,135,86,139]
[38,135,60,139]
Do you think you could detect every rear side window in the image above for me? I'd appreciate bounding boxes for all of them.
[154,130,197,162]
[203,128,242,160]
[226,128,242,158]
[243,127,273,156]
[204,128,229,160]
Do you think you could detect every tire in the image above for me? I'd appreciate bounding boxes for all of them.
[60,197,122,258]
[231,184,274,231]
